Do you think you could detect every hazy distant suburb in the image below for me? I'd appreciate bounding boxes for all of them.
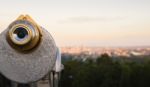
[0,0,150,47]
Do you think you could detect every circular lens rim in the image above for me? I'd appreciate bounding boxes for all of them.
[9,24,32,45]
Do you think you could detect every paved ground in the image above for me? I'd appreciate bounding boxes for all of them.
[37,80,50,87]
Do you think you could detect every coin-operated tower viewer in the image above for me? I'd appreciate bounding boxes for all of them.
[0,15,63,87]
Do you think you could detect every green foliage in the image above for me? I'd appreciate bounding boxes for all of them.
[60,54,150,87]
[0,74,11,87]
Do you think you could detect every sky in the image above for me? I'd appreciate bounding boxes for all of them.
[0,0,150,47]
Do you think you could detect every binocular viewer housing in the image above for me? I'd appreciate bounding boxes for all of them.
[0,15,62,85]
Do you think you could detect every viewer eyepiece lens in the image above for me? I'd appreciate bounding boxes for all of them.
[14,27,28,40]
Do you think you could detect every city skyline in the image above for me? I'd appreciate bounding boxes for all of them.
[0,0,150,47]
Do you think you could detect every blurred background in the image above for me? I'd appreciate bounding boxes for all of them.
[0,0,150,47]
[1,0,150,87]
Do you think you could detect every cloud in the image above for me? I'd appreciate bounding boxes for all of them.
[58,16,127,24]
